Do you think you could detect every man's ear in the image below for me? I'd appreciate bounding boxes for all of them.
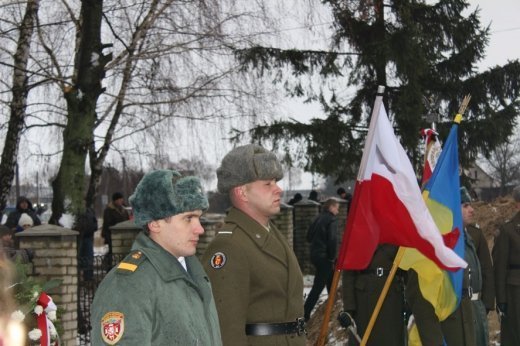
[148,220,161,234]
[231,185,247,202]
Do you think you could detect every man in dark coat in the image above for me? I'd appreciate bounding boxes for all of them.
[5,196,41,232]
[304,198,339,321]
[101,192,130,269]
[202,144,305,346]
[493,185,520,346]
[341,244,405,345]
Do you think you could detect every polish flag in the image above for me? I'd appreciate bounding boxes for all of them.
[336,89,466,271]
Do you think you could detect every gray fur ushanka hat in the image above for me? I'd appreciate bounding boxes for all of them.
[129,169,209,227]
[217,144,284,193]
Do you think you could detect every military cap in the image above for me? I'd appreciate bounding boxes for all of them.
[129,169,209,227]
[460,187,472,204]
[217,144,283,193]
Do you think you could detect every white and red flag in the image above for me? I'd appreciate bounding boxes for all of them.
[336,90,466,271]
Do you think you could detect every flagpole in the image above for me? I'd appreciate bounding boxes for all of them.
[316,85,386,346]
[315,269,342,346]
[359,247,406,345]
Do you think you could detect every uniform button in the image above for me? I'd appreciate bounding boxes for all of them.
[255,234,261,238]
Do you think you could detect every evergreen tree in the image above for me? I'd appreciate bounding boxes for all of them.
[235,0,520,183]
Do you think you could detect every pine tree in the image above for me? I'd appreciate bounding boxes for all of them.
[235,0,520,182]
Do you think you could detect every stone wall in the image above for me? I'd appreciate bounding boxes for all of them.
[17,224,79,346]
[292,200,320,275]
[197,214,225,258]
[271,203,294,248]
[110,220,141,257]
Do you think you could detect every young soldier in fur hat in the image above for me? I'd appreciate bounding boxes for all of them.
[202,144,305,345]
[91,170,222,345]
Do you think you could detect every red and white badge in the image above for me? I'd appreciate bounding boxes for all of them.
[101,311,125,345]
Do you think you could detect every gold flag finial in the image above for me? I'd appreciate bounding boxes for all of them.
[454,94,471,124]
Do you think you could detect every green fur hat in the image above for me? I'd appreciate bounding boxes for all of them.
[460,187,472,204]
[217,144,284,193]
[129,169,209,227]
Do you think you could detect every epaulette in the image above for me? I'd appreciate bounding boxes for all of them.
[116,250,147,274]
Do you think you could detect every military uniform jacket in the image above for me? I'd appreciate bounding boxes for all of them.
[202,207,305,346]
[91,232,222,345]
[406,232,481,346]
[467,224,495,310]
[493,211,520,345]
[494,212,520,303]
[342,244,404,346]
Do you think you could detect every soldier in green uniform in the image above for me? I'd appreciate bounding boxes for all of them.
[340,244,405,345]
[493,185,520,346]
[91,169,222,345]
[461,187,495,346]
[202,144,305,346]
[406,187,488,346]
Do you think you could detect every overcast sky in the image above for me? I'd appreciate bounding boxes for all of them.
[280,0,520,195]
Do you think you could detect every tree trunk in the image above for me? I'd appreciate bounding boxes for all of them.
[0,0,40,213]
[50,0,111,224]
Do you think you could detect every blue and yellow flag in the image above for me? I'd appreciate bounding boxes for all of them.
[400,118,465,322]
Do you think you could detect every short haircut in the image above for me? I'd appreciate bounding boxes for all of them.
[323,198,339,210]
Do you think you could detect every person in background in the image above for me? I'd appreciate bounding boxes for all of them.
[17,213,34,231]
[461,187,495,346]
[493,185,520,346]
[340,244,405,346]
[101,192,130,269]
[5,196,41,232]
[308,190,319,202]
[304,198,339,321]
[288,193,303,205]
[406,187,484,345]
[337,187,352,212]
[76,207,98,281]
[203,144,305,345]
[91,169,222,345]
[0,225,34,264]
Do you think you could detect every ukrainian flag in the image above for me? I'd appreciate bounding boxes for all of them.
[400,117,464,321]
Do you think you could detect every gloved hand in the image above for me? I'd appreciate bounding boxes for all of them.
[497,303,507,316]
[338,311,355,328]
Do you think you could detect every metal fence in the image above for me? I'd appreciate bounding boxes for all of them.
[77,254,124,345]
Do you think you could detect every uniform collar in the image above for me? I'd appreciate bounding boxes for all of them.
[132,232,205,283]
[225,207,287,265]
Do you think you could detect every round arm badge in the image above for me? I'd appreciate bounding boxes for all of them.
[210,252,227,269]
[101,311,124,345]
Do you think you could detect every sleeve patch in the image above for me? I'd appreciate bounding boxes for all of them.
[101,311,125,345]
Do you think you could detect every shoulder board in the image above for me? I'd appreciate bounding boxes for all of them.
[116,250,147,274]
[216,224,237,236]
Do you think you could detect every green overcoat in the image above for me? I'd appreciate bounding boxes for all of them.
[342,244,405,346]
[493,211,520,345]
[91,232,222,345]
[202,207,305,346]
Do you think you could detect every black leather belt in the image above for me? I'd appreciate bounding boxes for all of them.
[359,267,391,277]
[509,264,520,269]
[245,318,306,336]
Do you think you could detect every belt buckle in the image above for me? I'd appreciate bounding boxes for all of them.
[376,267,384,277]
[296,317,306,336]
